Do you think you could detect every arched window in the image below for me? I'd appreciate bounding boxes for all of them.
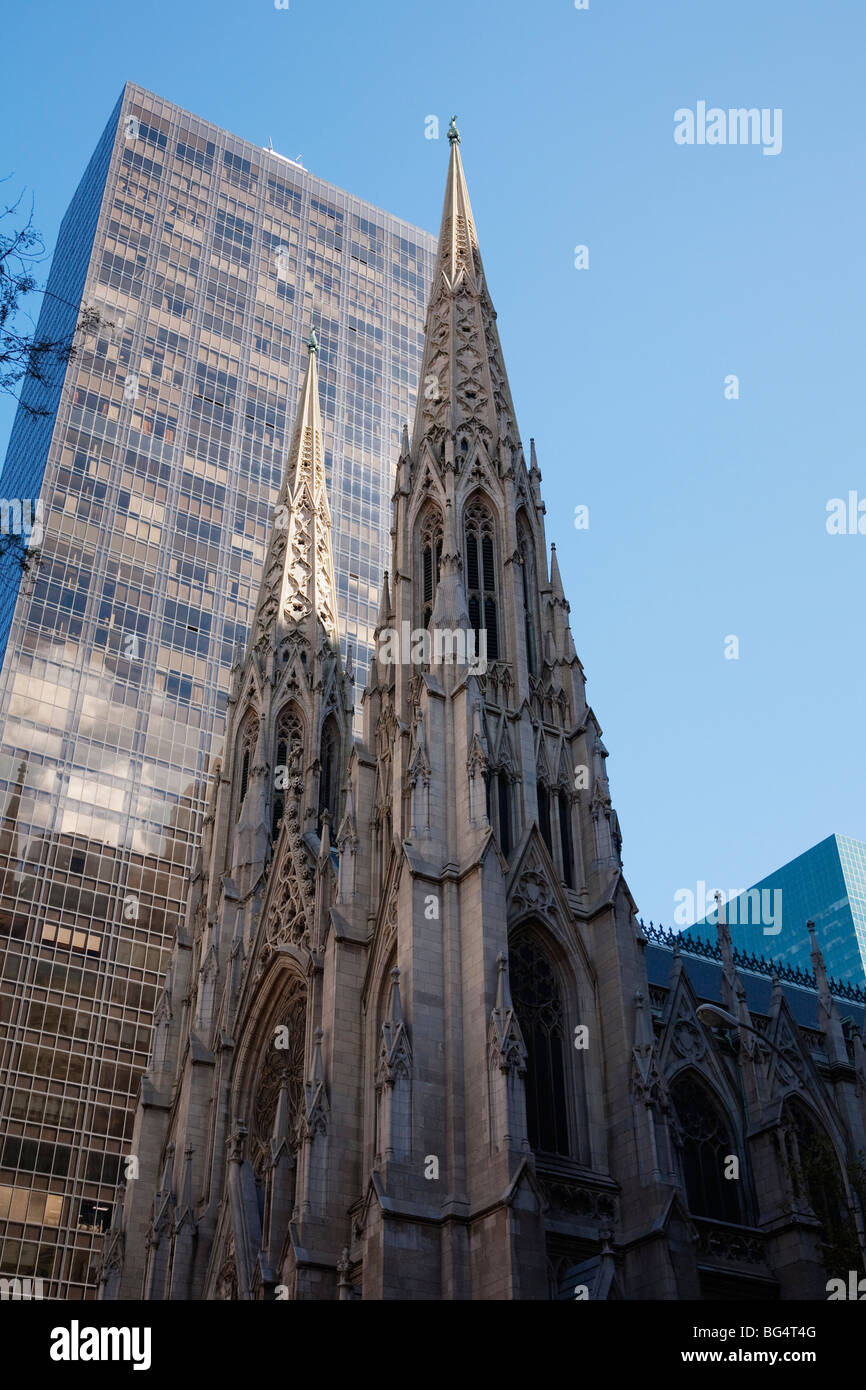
[419,507,443,629]
[517,517,538,677]
[670,1073,741,1223]
[317,715,341,835]
[235,713,259,821]
[537,782,552,856]
[465,499,499,661]
[272,705,304,839]
[509,932,569,1156]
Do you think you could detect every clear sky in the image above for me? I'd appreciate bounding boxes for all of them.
[1,0,864,932]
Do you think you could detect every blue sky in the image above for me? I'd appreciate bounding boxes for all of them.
[1,0,864,930]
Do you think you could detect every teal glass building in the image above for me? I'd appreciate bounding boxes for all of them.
[681,833,866,990]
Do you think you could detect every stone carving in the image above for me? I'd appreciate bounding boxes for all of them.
[539,1179,618,1226]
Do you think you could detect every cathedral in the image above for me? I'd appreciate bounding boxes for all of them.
[102,128,866,1301]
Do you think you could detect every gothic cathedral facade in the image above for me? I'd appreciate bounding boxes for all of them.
[103,131,866,1301]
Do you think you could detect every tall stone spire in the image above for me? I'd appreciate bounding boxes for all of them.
[411,123,520,469]
[249,332,339,655]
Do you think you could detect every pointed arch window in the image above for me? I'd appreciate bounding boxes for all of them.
[670,1073,741,1223]
[317,714,341,836]
[517,517,538,678]
[509,932,569,1156]
[420,508,443,629]
[465,499,499,661]
[272,705,304,840]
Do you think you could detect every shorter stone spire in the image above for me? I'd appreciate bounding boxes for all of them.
[389,966,404,1024]
[249,332,339,654]
[319,808,331,862]
[488,954,526,1074]
[714,891,740,1014]
[550,543,566,605]
[270,1079,293,1163]
[302,1027,329,1137]
[374,571,392,634]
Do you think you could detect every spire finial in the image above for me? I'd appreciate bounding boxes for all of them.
[447,115,460,145]
[305,328,318,355]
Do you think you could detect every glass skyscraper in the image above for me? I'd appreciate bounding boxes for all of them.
[680,833,866,990]
[0,82,435,1297]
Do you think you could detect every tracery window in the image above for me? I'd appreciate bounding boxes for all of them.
[465,499,499,661]
[509,933,569,1156]
[670,1073,740,1223]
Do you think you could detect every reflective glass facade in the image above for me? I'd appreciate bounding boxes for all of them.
[681,833,866,990]
[0,82,436,1297]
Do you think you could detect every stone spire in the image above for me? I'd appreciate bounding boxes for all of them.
[374,570,392,635]
[549,544,565,606]
[410,124,520,469]
[714,890,740,1015]
[249,334,339,654]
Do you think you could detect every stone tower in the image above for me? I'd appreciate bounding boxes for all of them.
[104,131,866,1302]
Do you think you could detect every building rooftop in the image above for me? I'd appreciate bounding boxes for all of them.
[643,920,866,1034]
